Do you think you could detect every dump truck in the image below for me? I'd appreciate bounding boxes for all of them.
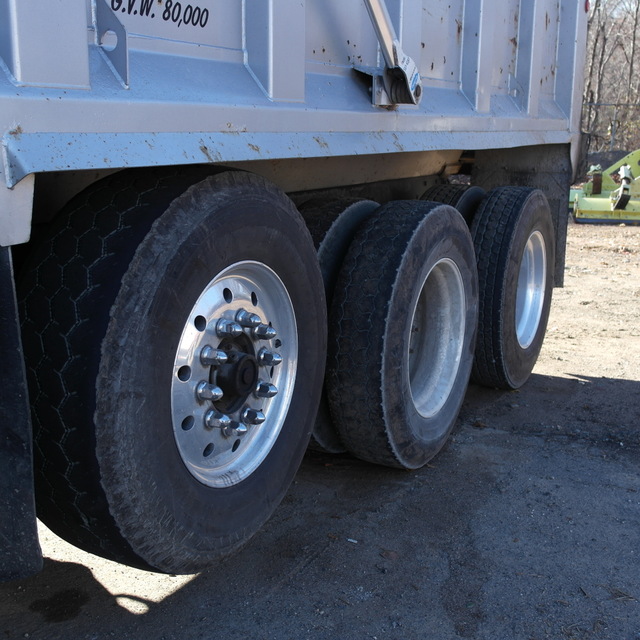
[1,0,587,581]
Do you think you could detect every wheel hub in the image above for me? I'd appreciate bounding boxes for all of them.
[216,352,260,412]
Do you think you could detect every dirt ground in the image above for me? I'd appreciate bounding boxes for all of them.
[1,219,639,640]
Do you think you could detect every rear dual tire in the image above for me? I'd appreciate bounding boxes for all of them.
[420,183,486,226]
[422,183,555,389]
[471,187,554,389]
[299,198,379,454]
[326,201,478,469]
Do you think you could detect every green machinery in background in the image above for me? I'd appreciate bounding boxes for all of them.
[572,149,640,223]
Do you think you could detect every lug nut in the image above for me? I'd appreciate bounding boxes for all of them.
[196,381,224,402]
[222,422,249,438]
[205,410,232,430]
[200,346,228,366]
[242,407,266,426]
[235,309,262,328]
[216,319,243,338]
[258,347,283,367]
[255,380,278,399]
[252,324,277,340]
[233,422,249,436]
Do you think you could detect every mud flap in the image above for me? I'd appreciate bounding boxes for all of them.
[0,246,42,581]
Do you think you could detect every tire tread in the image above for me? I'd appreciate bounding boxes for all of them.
[18,166,228,565]
[470,186,552,389]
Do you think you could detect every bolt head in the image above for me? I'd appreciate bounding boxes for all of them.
[258,348,283,367]
[216,319,243,338]
[255,381,278,399]
[233,423,249,436]
[200,346,228,366]
[252,324,277,340]
[221,421,249,438]
[197,381,224,402]
[235,309,262,328]
[242,407,266,426]
[205,410,232,430]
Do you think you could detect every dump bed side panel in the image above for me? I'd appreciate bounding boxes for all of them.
[0,0,587,244]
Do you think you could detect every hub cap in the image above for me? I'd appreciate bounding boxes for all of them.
[408,258,466,419]
[171,261,297,487]
[515,230,546,349]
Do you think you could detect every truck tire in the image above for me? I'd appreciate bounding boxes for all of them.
[326,201,478,469]
[470,187,554,389]
[420,184,486,226]
[18,169,326,573]
[300,198,379,454]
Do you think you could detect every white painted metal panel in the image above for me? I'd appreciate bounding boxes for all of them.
[0,0,89,88]
[0,0,588,245]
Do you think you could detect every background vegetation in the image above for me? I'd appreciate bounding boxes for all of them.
[583,0,640,153]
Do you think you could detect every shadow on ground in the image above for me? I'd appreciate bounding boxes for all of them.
[2,373,639,640]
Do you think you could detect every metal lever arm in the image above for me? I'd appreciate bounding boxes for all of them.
[363,0,422,105]
[612,165,632,210]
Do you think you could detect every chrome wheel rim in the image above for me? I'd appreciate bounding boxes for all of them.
[408,258,466,419]
[515,230,546,349]
[171,261,297,488]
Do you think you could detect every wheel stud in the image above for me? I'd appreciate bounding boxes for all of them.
[258,347,283,366]
[235,309,262,328]
[200,346,228,366]
[204,410,232,430]
[255,380,278,398]
[242,407,266,426]
[252,324,277,340]
[196,381,224,402]
[216,319,243,338]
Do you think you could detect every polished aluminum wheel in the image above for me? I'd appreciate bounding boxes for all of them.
[515,230,546,349]
[408,258,466,419]
[171,261,297,487]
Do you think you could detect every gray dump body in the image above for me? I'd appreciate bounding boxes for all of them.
[1,0,586,245]
[0,0,588,582]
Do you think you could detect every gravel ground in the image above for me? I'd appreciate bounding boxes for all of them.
[2,219,639,640]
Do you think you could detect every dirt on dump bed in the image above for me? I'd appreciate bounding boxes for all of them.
[1,219,639,640]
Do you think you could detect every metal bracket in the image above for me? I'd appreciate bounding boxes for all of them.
[94,0,129,88]
[361,0,422,106]
[612,165,632,210]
